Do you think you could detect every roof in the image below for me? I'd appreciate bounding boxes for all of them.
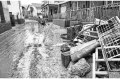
[32,3,42,9]
[22,5,28,9]
[58,1,70,4]
[41,3,58,9]
[32,3,42,7]
[58,0,87,5]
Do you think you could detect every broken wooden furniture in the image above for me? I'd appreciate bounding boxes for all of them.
[74,24,99,43]
[76,24,97,38]
[93,47,109,78]
[94,46,120,78]
[97,16,120,38]
[96,16,120,78]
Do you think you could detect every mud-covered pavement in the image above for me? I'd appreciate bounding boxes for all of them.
[0,20,74,78]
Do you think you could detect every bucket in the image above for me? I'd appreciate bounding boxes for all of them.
[61,51,71,68]
[67,27,76,40]
[10,15,15,26]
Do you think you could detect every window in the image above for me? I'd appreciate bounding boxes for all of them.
[7,1,11,5]
[107,1,112,4]
[86,1,90,8]
[9,12,12,16]
[83,5,85,8]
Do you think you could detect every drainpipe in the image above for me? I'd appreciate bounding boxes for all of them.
[111,0,113,4]
[19,1,22,18]
[77,1,78,10]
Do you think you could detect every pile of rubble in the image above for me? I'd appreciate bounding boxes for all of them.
[60,16,120,78]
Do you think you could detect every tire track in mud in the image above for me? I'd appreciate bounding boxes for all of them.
[29,48,41,78]
[11,22,67,78]
[11,22,47,78]
[10,24,34,78]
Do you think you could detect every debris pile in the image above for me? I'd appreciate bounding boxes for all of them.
[69,58,91,77]
[95,16,120,78]
[60,16,120,78]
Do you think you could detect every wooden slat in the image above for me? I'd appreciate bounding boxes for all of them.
[95,71,108,75]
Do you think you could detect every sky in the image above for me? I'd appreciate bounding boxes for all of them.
[20,0,64,5]
[2,0,111,5]
[20,0,44,5]
[1,0,58,5]
[20,0,67,5]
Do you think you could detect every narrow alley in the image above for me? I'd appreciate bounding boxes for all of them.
[0,20,76,78]
[1,0,120,78]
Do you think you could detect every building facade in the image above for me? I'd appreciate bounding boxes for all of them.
[22,5,28,18]
[0,1,10,23]
[27,5,38,17]
[41,4,58,21]
[32,3,42,16]
[7,1,22,19]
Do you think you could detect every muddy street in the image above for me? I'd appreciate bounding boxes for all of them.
[0,20,71,78]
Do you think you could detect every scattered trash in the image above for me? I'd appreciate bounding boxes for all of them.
[69,58,91,77]
[74,24,98,43]
[94,16,120,78]
[94,18,108,25]
[97,62,107,71]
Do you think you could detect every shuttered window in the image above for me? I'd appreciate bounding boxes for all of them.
[7,1,11,5]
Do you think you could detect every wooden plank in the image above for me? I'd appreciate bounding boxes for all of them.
[96,58,120,61]
[95,71,108,75]
[93,53,96,78]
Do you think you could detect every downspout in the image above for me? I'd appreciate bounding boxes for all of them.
[19,1,22,18]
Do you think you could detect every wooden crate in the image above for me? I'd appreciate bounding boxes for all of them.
[93,46,120,78]
[97,16,120,38]
[93,48,109,78]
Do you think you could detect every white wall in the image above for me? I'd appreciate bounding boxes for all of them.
[32,6,37,16]
[1,1,10,22]
[7,1,21,19]
[61,6,66,13]
[37,9,42,13]
[60,6,66,18]
[27,5,38,17]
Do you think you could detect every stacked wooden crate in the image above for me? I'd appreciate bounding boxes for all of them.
[94,16,120,78]
[93,47,109,78]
